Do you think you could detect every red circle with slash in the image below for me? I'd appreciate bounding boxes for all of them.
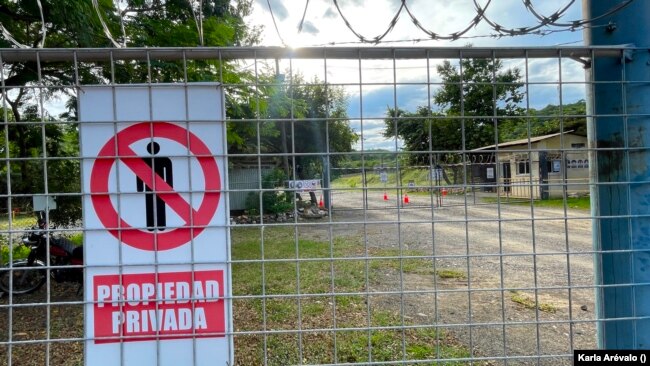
[90,122,220,251]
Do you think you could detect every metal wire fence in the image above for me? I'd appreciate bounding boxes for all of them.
[0,46,630,365]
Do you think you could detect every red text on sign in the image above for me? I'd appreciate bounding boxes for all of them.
[93,270,225,343]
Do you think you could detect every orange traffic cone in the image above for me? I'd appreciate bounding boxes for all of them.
[403,194,410,204]
[383,192,388,201]
[319,196,324,208]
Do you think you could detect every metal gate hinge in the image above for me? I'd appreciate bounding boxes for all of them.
[569,55,591,69]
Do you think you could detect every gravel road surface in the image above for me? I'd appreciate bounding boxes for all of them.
[301,189,597,365]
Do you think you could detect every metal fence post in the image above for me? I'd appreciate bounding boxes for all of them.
[585,0,650,349]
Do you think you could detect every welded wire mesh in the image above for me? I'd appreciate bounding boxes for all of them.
[0,46,633,365]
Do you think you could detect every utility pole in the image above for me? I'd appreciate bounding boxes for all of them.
[584,0,650,349]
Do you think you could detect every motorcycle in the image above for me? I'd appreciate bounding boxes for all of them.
[0,211,83,295]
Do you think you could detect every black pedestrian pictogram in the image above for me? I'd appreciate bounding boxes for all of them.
[136,141,173,231]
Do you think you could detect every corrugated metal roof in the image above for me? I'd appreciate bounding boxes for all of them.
[472,130,578,151]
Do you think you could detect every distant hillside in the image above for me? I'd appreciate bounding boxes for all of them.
[336,149,397,169]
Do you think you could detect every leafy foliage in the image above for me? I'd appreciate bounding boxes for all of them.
[236,74,358,203]
[384,58,525,167]
[244,169,293,215]
[0,1,357,220]
[0,0,261,224]
[383,58,587,185]
[0,241,31,264]
[433,58,525,149]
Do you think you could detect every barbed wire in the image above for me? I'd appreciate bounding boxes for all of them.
[332,0,404,44]
[92,0,122,48]
[0,0,636,49]
[330,0,635,43]
[114,0,128,47]
[190,0,205,46]
[402,0,489,41]
[35,0,46,47]
[308,25,601,48]
[298,0,310,33]
[0,0,46,48]
[472,0,567,37]
[0,24,29,48]
[524,0,634,28]
[267,0,287,47]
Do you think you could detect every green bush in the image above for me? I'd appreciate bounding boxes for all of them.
[1,240,31,264]
[245,169,294,215]
[68,232,84,246]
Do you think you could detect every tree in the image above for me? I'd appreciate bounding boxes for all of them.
[487,100,587,141]
[0,0,110,219]
[385,58,524,155]
[384,106,457,164]
[262,75,358,203]
[384,57,524,184]
[0,0,260,224]
[433,58,525,150]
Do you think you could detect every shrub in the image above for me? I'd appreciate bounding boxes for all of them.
[68,233,84,246]
[1,238,31,264]
[245,169,294,215]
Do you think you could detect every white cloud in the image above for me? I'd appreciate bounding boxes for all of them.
[255,0,289,21]
[323,7,337,18]
[299,20,319,35]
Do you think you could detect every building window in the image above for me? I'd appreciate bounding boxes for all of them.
[571,143,586,149]
[517,160,530,175]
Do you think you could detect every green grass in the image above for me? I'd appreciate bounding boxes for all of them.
[367,248,466,280]
[3,226,472,364]
[231,226,473,365]
[509,291,557,313]
[436,269,466,279]
[0,213,37,231]
[482,196,590,210]
[531,196,590,210]
[0,214,37,264]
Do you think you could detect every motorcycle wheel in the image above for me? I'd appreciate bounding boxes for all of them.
[0,260,46,295]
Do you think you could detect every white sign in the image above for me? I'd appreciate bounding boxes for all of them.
[486,167,495,179]
[80,84,232,366]
[32,195,57,211]
[379,171,388,183]
[287,179,321,192]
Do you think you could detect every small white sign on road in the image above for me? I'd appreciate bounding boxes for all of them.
[80,84,232,366]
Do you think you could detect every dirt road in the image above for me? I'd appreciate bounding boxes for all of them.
[306,189,596,365]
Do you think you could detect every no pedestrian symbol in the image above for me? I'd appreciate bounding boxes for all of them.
[90,122,221,251]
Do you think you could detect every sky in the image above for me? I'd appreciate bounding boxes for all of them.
[245,0,589,150]
[247,0,585,48]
